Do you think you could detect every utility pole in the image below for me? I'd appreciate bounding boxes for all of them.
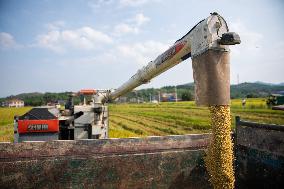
[149,93,152,103]
[237,74,239,85]
[175,86,178,102]
[158,91,161,103]
[135,91,138,103]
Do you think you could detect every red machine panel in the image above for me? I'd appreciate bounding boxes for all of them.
[79,89,96,95]
[18,119,59,134]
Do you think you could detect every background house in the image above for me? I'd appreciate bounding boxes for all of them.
[2,99,25,107]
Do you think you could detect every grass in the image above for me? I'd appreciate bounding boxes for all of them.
[0,107,32,142]
[0,98,283,141]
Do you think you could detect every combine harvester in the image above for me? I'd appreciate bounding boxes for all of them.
[14,12,239,142]
[1,13,283,188]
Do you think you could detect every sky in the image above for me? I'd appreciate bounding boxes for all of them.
[0,0,284,97]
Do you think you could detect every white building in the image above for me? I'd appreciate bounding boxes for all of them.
[4,99,25,107]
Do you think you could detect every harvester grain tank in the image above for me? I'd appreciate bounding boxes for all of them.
[14,107,59,142]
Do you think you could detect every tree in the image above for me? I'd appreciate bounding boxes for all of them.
[181,92,193,101]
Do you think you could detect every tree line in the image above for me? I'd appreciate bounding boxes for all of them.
[1,82,283,106]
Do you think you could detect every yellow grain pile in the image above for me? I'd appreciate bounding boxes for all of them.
[205,105,234,189]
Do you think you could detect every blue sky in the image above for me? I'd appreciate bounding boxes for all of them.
[0,0,284,97]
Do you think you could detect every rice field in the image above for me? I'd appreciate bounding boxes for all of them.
[0,98,283,142]
[0,107,32,142]
[108,98,284,138]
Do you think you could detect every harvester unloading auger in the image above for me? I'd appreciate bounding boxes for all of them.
[104,12,241,188]
[14,12,240,188]
[107,12,240,103]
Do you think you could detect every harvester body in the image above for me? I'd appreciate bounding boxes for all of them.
[14,91,109,142]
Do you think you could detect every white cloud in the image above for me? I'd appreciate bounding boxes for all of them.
[36,26,112,53]
[119,0,148,7]
[0,32,18,49]
[88,0,115,10]
[114,23,139,36]
[227,20,284,84]
[133,13,150,26]
[59,52,117,66]
[113,13,150,36]
[229,19,263,55]
[36,30,65,53]
[57,40,169,66]
[88,0,159,9]
[117,40,169,65]
[45,20,65,30]
[269,41,284,61]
